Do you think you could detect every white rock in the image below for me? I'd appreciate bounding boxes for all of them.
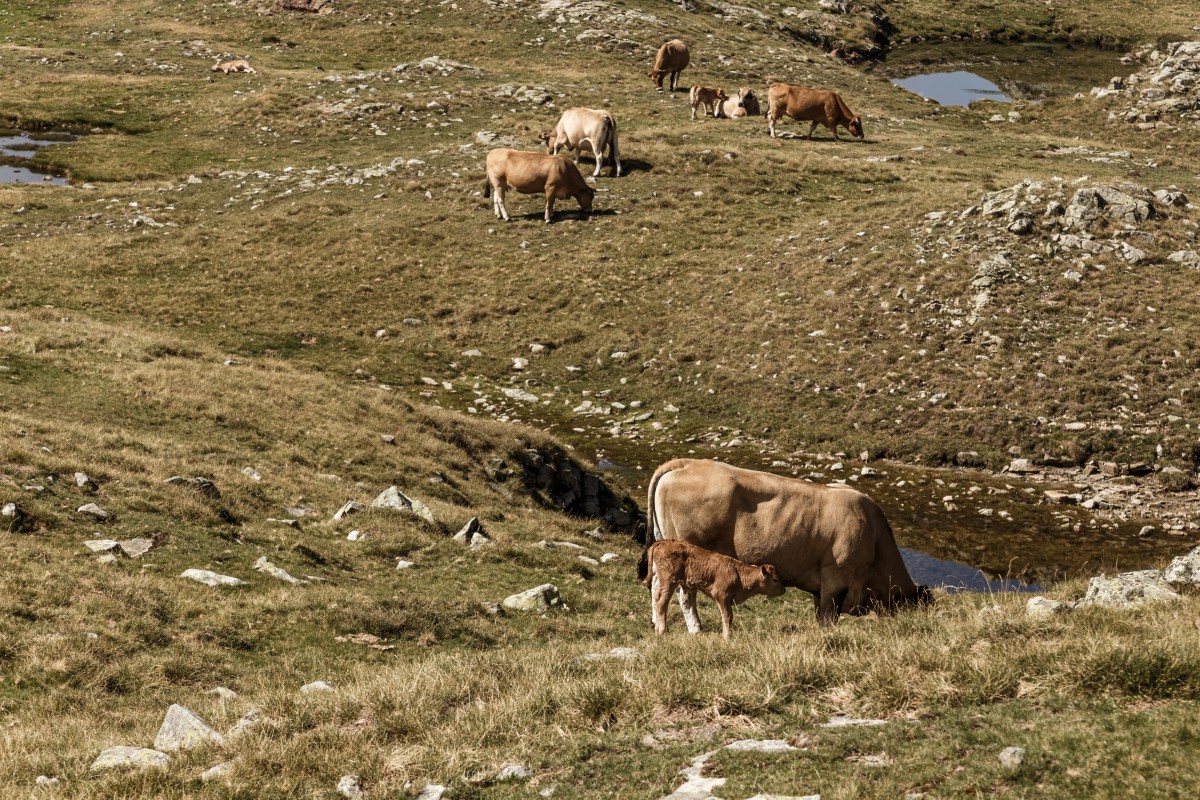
[823,714,886,728]
[300,680,333,694]
[396,559,415,569]
[416,785,448,800]
[254,556,306,584]
[512,357,529,370]
[502,584,561,612]
[208,686,238,701]
[999,746,1025,769]
[180,569,247,587]
[77,503,109,520]
[201,761,233,782]
[84,539,119,552]
[496,763,531,781]
[580,647,641,661]
[600,553,620,563]
[1164,544,1200,588]
[333,500,366,521]
[228,708,266,737]
[1025,596,1065,617]
[154,704,226,752]
[242,467,262,481]
[337,774,364,800]
[724,739,796,753]
[119,538,154,558]
[91,746,170,771]
[35,776,60,788]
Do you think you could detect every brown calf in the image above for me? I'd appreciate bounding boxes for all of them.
[637,539,785,639]
[688,85,727,120]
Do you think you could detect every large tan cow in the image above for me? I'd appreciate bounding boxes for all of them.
[646,459,931,626]
[638,539,784,639]
[539,108,621,178]
[715,87,760,119]
[766,84,864,141]
[688,86,727,120]
[649,39,690,93]
[483,149,594,224]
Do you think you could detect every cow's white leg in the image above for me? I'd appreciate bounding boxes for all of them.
[768,113,776,138]
[679,588,702,634]
[588,139,603,177]
[497,185,509,221]
[650,565,661,628]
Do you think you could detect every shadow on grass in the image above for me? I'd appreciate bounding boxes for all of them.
[512,208,620,223]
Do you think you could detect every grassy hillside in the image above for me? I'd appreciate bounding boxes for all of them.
[3,0,1200,796]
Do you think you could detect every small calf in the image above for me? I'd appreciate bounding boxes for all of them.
[211,59,256,74]
[637,540,784,639]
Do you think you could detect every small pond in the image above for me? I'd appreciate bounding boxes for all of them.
[0,129,77,186]
[900,547,1038,594]
[880,42,1129,107]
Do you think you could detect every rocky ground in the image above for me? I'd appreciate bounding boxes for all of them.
[1092,41,1200,130]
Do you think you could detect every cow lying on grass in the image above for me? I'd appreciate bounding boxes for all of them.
[211,59,256,74]
[638,539,785,639]
[484,148,594,223]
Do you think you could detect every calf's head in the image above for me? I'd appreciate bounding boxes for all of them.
[716,88,729,103]
[848,115,865,139]
[539,130,557,153]
[756,564,786,597]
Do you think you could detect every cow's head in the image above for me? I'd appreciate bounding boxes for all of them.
[759,564,786,597]
[849,115,865,139]
[539,130,556,153]
[648,69,666,88]
[576,184,595,214]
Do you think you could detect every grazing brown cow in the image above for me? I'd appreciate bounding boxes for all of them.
[649,39,690,94]
[647,459,931,626]
[483,149,594,224]
[715,87,760,119]
[766,84,864,141]
[539,108,621,178]
[688,85,727,120]
[211,59,256,74]
[638,540,784,639]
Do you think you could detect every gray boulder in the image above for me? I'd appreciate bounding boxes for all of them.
[84,539,120,552]
[228,708,266,737]
[1078,569,1180,608]
[337,774,364,799]
[201,761,234,782]
[77,503,109,521]
[999,746,1025,769]
[119,538,154,558]
[165,475,221,498]
[1025,596,1066,617]
[333,500,366,521]
[75,472,98,491]
[502,584,561,612]
[1164,545,1200,589]
[372,486,435,523]
[91,746,170,771]
[154,704,226,752]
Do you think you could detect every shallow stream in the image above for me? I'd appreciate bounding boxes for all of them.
[0,129,77,186]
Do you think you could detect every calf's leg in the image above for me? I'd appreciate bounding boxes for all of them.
[679,588,702,634]
[653,577,674,635]
[717,599,734,640]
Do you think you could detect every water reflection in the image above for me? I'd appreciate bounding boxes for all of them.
[0,129,77,185]
[900,546,1038,593]
[892,71,1010,106]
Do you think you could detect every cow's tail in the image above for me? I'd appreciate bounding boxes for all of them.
[483,177,491,198]
[605,114,619,170]
[637,460,676,583]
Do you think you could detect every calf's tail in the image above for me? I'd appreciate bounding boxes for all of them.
[637,547,650,584]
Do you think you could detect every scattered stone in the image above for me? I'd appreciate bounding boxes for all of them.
[537,540,584,550]
[999,746,1026,770]
[201,761,233,782]
[1007,459,1039,474]
[1138,525,1157,538]
[75,472,97,491]
[300,680,333,694]
[453,516,483,543]
[268,518,300,529]
[600,552,620,563]
[1168,250,1200,265]
[228,708,266,737]
[337,774,365,800]
[371,486,436,523]
[333,500,366,521]
[154,704,226,752]
[346,529,369,542]
[35,775,60,787]
[580,647,641,661]
[848,753,893,767]
[254,556,306,584]
[1164,544,1200,588]
[512,357,529,371]
[180,569,247,587]
[242,467,262,481]
[396,559,415,569]
[1025,596,1065,617]
[208,687,238,701]
[380,434,396,445]
[823,714,886,728]
[480,601,504,616]
[165,476,221,498]
[119,538,154,558]
[77,503,109,521]
[335,632,394,651]
[496,763,531,781]
[1043,490,1080,505]
[91,746,170,772]
[502,584,561,612]
[416,785,448,800]
[1078,570,1181,608]
[84,539,120,552]
[2,502,30,531]
[97,553,119,566]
